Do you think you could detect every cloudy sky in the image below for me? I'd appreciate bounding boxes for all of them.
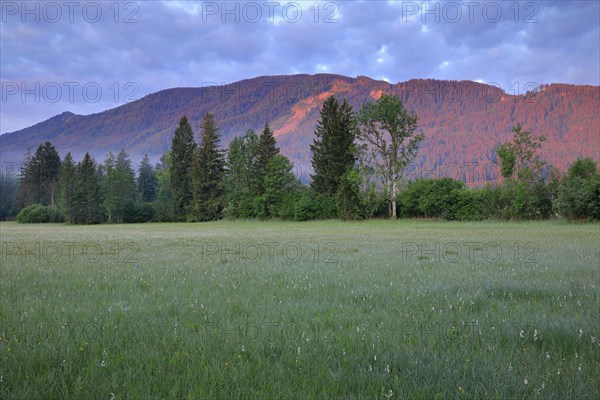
[1,0,598,134]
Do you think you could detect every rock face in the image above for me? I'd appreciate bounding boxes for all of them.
[1,74,598,185]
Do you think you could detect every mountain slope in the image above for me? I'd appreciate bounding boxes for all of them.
[1,74,598,185]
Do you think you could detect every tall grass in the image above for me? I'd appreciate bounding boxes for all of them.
[1,220,598,399]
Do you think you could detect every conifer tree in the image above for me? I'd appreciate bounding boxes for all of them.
[224,130,260,218]
[58,152,77,224]
[104,150,136,223]
[155,151,174,222]
[16,142,61,208]
[189,113,225,221]
[261,155,299,218]
[254,122,280,193]
[137,153,158,202]
[310,96,356,197]
[170,115,196,221]
[75,152,102,224]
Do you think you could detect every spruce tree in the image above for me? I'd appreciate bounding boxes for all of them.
[37,142,61,206]
[104,150,136,223]
[102,152,116,222]
[137,154,158,202]
[170,115,196,221]
[75,152,102,224]
[15,142,61,208]
[261,155,299,218]
[58,152,77,224]
[189,113,225,221]
[254,122,280,193]
[155,151,174,222]
[310,96,356,197]
[224,130,260,218]
[15,149,34,210]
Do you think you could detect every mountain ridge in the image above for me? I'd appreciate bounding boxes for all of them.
[1,74,598,185]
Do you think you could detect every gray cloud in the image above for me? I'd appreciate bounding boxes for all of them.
[1,0,598,134]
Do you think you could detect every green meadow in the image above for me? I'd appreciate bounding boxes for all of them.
[1,220,598,399]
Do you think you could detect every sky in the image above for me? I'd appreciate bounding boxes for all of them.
[1,0,599,134]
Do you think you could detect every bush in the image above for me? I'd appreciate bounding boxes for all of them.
[398,178,480,220]
[450,189,484,221]
[481,180,552,220]
[336,169,363,220]
[555,173,600,220]
[292,193,320,221]
[17,204,63,223]
[124,202,155,223]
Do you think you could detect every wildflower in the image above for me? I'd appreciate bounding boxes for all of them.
[384,364,390,373]
[579,328,583,338]
[524,377,528,385]
[508,363,513,372]
[520,330,525,338]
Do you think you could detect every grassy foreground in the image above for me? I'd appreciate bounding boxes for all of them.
[0,220,598,399]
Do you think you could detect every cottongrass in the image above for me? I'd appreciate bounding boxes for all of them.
[1,220,599,399]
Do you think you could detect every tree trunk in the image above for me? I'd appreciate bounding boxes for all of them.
[390,178,397,219]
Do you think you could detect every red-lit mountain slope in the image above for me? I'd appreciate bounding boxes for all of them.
[1,74,598,185]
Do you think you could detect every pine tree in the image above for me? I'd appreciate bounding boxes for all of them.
[310,96,356,197]
[137,154,158,202]
[170,115,196,221]
[254,122,280,193]
[58,152,77,224]
[189,113,225,221]
[75,152,102,224]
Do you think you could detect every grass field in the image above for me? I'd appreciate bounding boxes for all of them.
[1,220,599,399]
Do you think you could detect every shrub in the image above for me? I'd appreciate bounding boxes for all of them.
[292,193,320,221]
[398,178,478,220]
[17,204,63,223]
[555,173,600,220]
[481,180,552,220]
[124,202,155,223]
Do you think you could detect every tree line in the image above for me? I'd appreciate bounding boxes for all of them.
[2,94,599,223]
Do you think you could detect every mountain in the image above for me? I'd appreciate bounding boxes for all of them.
[1,74,598,185]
